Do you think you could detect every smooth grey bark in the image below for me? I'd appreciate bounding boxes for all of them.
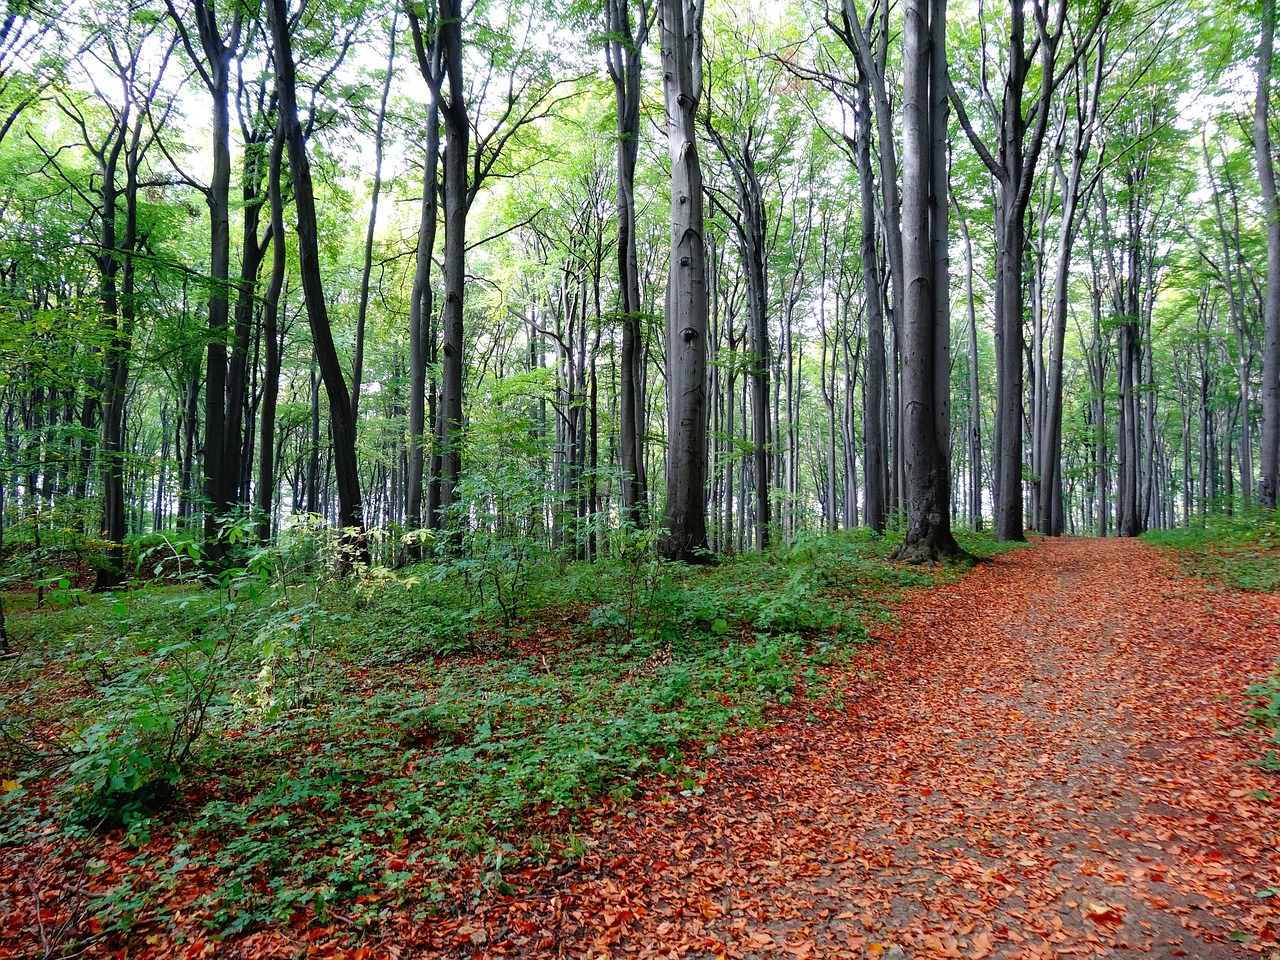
[1038,42,1103,535]
[951,0,1103,542]
[953,202,982,530]
[1096,182,1143,538]
[658,0,710,561]
[831,0,905,520]
[705,113,771,550]
[265,0,367,560]
[1257,0,1280,509]
[1202,138,1258,507]
[893,0,960,563]
[93,112,130,591]
[853,67,887,533]
[606,0,651,526]
[437,1,467,538]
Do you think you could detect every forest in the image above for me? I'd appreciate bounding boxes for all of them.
[2,0,1280,955]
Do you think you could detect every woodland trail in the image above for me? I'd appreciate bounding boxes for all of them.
[403,537,1280,959]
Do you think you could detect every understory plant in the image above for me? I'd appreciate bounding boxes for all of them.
[0,527,1000,940]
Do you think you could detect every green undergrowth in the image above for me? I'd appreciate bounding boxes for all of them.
[1142,511,1280,592]
[0,525,1009,940]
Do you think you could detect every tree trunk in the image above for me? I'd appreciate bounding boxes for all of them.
[854,68,887,534]
[658,0,710,561]
[352,15,397,424]
[436,0,468,538]
[163,0,242,566]
[1257,0,1280,509]
[255,121,287,544]
[894,0,960,563]
[607,0,650,526]
[265,0,367,562]
[404,7,444,546]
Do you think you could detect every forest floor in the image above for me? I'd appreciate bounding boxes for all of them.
[388,537,1280,959]
[4,536,1280,959]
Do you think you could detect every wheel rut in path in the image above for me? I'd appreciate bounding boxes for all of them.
[417,537,1280,959]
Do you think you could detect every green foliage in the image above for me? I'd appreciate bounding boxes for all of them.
[1245,671,1280,772]
[1142,512,1280,592]
[0,529,965,936]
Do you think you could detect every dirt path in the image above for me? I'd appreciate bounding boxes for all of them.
[405,538,1280,959]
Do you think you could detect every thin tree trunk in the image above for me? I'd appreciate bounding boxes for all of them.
[352,14,397,423]
[607,0,650,526]
[1257,0,1280,509]
[255,121,287,544]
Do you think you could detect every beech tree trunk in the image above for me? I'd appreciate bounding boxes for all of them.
[1039,47,1102,535]
[352,15,397,424]
[1257,0,1280,509]
[854,68,888,533]
[266,0,367,561]
[435,0,468,538]
[404,6,444,543]
[255,121,287,544]
[164,0,241,566]
[894,0,960,563]
[607,0,650,526]
[658,0,710,561]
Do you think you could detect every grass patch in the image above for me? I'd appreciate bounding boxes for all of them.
[0,526,998,941]
[1142,512,1280,593]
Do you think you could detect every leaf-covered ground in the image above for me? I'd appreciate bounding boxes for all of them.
[6,536,1280,958]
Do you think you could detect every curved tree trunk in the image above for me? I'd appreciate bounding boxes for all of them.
[255,121,287,544]
[265,0,367,564]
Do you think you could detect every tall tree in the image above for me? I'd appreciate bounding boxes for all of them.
[403,3,444,546]
[53,6,176,588]
[658,0,709,561]
[705,31,794,551]
[1036,36,1105,535]
[894,0,959,562]
[951,0,1105,541]
[1257,0,1280,509]
[605,0,651,525]
[264,0,367,560]
[830,0,905,522]
[163,0,242,565]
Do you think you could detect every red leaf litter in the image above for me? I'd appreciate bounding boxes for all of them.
[4,537,1279,958]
